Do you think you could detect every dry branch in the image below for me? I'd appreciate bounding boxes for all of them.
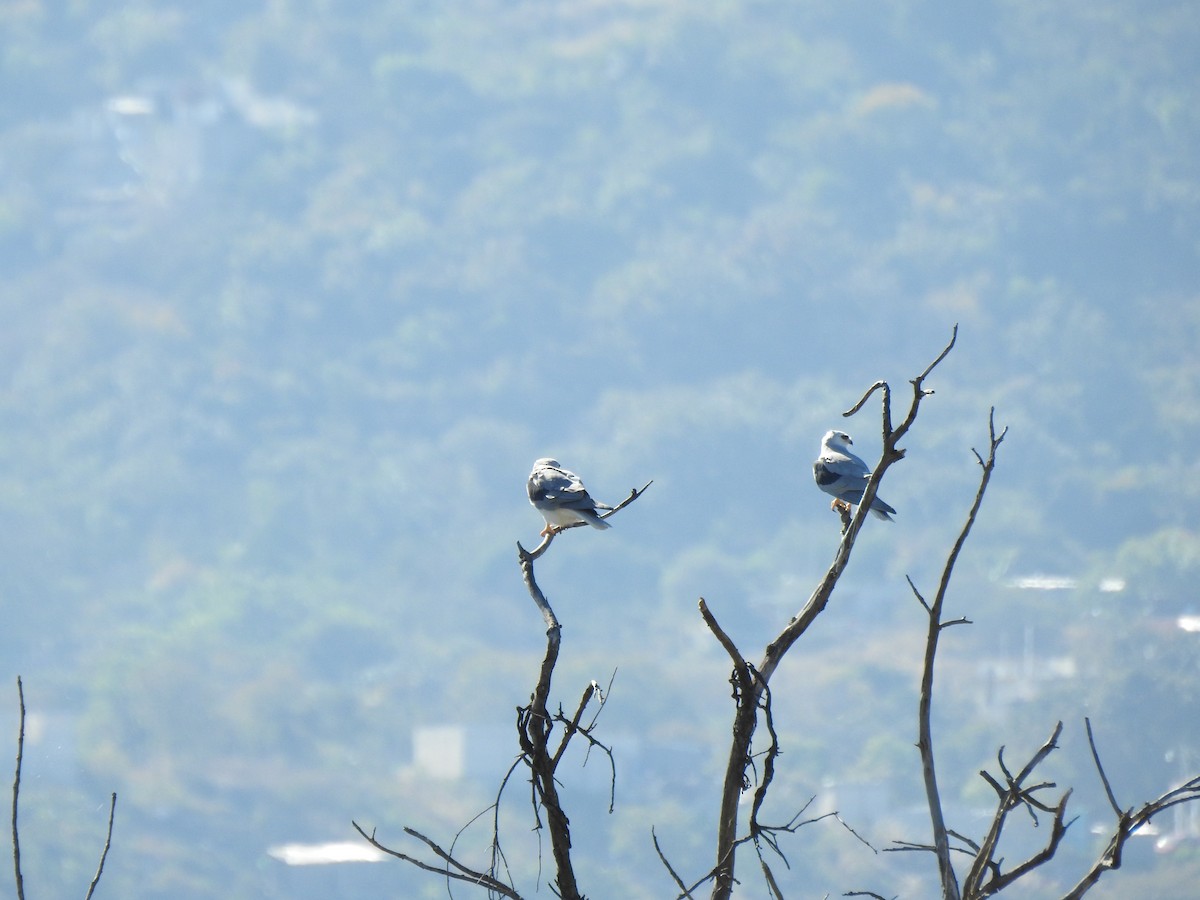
[514,480,646,897]
[11,678,25,900]
[11,678,117,900]
[911,408,1007,900]
[83,793,118,900]
[960,724,1072,898]
[364,480,648,898]
[1060,723,1200,899]
[352,821,524,899]
[700,328,959,900]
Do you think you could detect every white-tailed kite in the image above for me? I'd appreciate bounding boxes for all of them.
[812,430,896,521]
[527,458,612,536]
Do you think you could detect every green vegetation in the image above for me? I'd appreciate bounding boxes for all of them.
[2,2,1198,897]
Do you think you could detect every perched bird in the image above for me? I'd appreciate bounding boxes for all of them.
[527,458,612,536]
[812,430,896,521]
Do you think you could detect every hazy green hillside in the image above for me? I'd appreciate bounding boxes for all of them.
[2,2,1198,898]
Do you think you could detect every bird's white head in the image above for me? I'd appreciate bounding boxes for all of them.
[821,430,853,450]
[533,458,561,469]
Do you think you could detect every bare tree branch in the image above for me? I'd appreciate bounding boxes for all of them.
[12,679,117,900]
[83,793,118,900]
[551,694,617,814]
[963,724,1072,898]
[746,675,782,847]
[512,479,650,898]
[698,599,749,674]
[1059,726,1200,900]
[352,821,524,899]
[515,546,581,900]
[702,329,959,900]
[11,677,25,900]
[698,598,756,898]
[843,380,889,418]
[912,407,1007,900]
[363,478,647,898]
[1084,718,1123,818]
[480,760,523,892]
[653,827,700,899]
[552,682,598,769]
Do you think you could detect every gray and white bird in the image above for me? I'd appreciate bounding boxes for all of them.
[527,458,612,536]
[812,430,896,521]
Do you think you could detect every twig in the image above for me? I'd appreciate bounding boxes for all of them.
[83,793,118,900]
[843,381,889,418]
[1084,718,1123,818]
[520,481,654,562]
[514,485,650,899]
[485,761,524,891]
[13,680,118,900]
[1059,725,1200,898]
[551,701,617,814]
[365,480,647,900]
[963,724,1070,897]
[704,329,959,900]
[552,683,597,770]
[698,599,748,675]
[517,542,561,632]
[353,822,524,899]
[746,674,781,848]
[653,827,699,899]
[11,677,25,900]
[913,407,1006,900]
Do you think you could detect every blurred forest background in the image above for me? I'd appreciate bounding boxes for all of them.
[2,1,1199,897]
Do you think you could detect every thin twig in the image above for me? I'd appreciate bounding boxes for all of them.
[1054,720,1200,899]
[963,723,1067,897]
[698,599,748,673]
[83,793,118,900]
[11,677,25,900]
[352,822,524,899]
[843,381,888,418]
[906,575,931,614]
[914,406,1006,900]
[551,706,618,814]
[551,683,596,769]
[488,759,525,890]
[1084,718,1124,818]
[653,827,698,899]
[521,481,654,561]
[892,324,958,445]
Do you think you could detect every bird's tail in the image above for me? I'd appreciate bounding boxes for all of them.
[581,510,612,529]
[870,497,897,521]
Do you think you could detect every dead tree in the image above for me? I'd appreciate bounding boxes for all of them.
[656,329,959,900]
[358,327,1200,899]
[355,481,650,899]
[874,412,1200,900]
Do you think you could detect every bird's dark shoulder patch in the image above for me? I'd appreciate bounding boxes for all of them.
[813,461,839,485]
